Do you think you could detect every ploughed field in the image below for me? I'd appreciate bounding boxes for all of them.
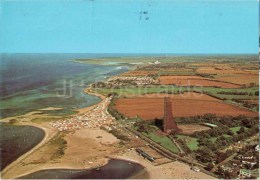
[159,76,241,88]
[214,74,258,86]
[243,99,259,104]
[196,67,258,86]
[114,92,258,120]
[196,67,257,75]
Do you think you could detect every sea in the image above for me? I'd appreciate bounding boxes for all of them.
[0,53,130,172]
[0,53,130,118]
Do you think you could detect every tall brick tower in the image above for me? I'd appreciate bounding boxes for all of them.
[163,97,181,133]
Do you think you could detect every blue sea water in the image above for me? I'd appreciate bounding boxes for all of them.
[0,53,129,118]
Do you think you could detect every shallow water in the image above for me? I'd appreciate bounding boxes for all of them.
[18,159,144,179]
[0,124,45,170]
[0,53,129,118]
[0,54,130,172]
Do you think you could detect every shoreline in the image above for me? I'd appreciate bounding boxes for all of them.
[1,65,217,179]
[1,85,120,179]
[76,88,106,114]
[1,122,56,177]
[16,158,146,179]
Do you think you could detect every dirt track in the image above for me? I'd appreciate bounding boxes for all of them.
[178,124,211,134]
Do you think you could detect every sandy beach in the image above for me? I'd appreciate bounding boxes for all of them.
[1,89,117,179]
[2,127,122,179]
[1,86,215,179]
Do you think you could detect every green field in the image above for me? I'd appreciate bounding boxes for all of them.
[230,126,241,134]
[210,134,232,142]
[94,85,258,100]
[177,135,199,151]
[143,132,180,153]
[202,87,258,100]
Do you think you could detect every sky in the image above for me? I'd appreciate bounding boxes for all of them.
[0,0,258,54]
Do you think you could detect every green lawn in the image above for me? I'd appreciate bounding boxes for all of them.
[209,134,232,143]
[177,135,199,151]
[230,126,241,134]
[202,87,258,100]
[143,132,180,153]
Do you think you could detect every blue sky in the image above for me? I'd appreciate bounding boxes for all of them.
[0,0,258,54]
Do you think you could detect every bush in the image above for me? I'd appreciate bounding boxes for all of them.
[255,91,259,96]
[205,163,214,171]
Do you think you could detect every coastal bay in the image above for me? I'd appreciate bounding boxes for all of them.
[2,54,254,179]
[0,54,131,178]
[0,124,45,170]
